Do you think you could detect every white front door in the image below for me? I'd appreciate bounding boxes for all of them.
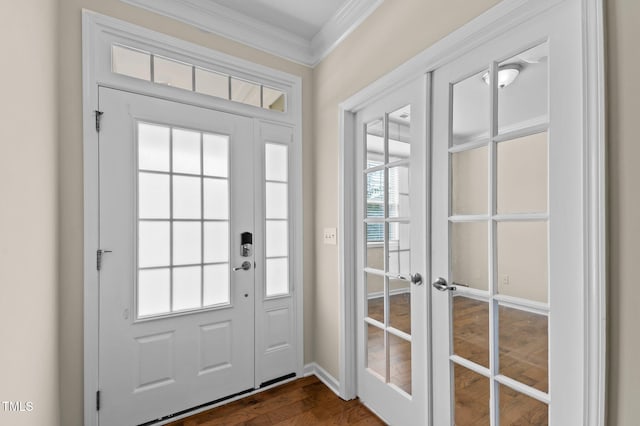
[355,78,428,425]
[431,1,586,424]
[98,87,255,425]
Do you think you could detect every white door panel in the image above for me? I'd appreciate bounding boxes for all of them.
[254,121,298,386]
[431,1,585,424]
[98,87,255,425]
[355,77,428,426]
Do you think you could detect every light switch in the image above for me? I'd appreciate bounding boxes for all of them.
[323,227,337,245]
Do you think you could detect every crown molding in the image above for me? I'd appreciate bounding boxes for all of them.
[310,0,384,65]
[120,0,384,67]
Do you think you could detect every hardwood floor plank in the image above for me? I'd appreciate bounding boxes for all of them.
[170,294,547,425]
[166,376,385,426]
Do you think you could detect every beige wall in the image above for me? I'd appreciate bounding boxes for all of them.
[607,0,640,424]
[312,0,502,379]
[57,1,314,425]
[2,0,637,424]
[311,0,640,423]
[0,1,60,425]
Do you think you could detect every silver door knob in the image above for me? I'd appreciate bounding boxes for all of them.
[233,261,252,271]
[410,273,423,286]
[432,277,456,291]
[395,273,423,286]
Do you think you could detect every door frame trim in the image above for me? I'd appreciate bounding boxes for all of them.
[338,0,605,424]
[82,11,304,426]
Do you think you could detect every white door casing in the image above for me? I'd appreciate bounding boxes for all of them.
[83,12,304,426]
[98,87,256,425]
[341,0,604,424]
[431,0,587,424]
[354,77,428,426]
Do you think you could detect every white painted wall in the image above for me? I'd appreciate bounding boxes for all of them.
[0,1,59,425]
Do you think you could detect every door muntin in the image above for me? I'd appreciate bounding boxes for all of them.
[356,77,428,426]
[98,88,255,425]
[135,121,236,321]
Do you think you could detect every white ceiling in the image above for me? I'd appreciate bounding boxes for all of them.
[121,0,384,66]
[208,0,349,40]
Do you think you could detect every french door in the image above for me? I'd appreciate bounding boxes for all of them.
[431,1,586,425]
[98,87,258,425]
[355,78,428,425]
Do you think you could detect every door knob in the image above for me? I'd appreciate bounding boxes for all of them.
[432,277,457,291]
[395,273,423,286]
[233,261,252,271]
[410,273,423,286]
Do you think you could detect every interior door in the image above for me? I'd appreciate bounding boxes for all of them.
[355,77,428,425]
[431,1,585,425]
[97,87,255,425]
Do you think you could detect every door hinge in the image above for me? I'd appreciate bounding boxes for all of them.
[95,110,104,132]
[96,249,112,271]
[96,390,101,411]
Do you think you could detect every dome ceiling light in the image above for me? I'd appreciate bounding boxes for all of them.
[482,64,522,88]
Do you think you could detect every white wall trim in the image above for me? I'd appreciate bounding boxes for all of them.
[582,0,607,424]
[310,0,384,65]
[338,107,358,400]
[338,0,606,422]
[340,0,565,112]
[119,0,383,67]
[82,11,303,426]
[304,363,341,397]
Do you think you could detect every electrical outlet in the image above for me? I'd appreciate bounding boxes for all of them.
[501,274,510,286]
[323,227,337,245]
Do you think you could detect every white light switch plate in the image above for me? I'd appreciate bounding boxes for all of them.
[323,227,337,245]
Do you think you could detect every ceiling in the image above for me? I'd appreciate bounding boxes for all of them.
[121,0,384,66]
[209,0,349,40]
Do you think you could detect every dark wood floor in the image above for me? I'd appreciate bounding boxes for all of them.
[166,376,386,426]
[171,294,548,425]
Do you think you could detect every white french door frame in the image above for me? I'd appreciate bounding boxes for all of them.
[338,0,606,424]
[82,11,304,426]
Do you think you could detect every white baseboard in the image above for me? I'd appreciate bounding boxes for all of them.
[367,287,411,300]
[303,362,341,397]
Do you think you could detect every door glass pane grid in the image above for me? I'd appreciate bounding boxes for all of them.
[363,107,413,396]
[265,143,290,298]
[449,56,550,423]
[111,43,287,112]
[498,42,549,135]
[136,122,231,319]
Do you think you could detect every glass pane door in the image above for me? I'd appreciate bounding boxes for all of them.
[364,106,413,394]
[432,40,558,425]
[356,77,427,425]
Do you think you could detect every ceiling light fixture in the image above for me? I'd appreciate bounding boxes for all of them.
[482,64,522,88]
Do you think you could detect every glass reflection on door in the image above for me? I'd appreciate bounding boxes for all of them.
[449,42,550,424]
[363,105,413,395]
